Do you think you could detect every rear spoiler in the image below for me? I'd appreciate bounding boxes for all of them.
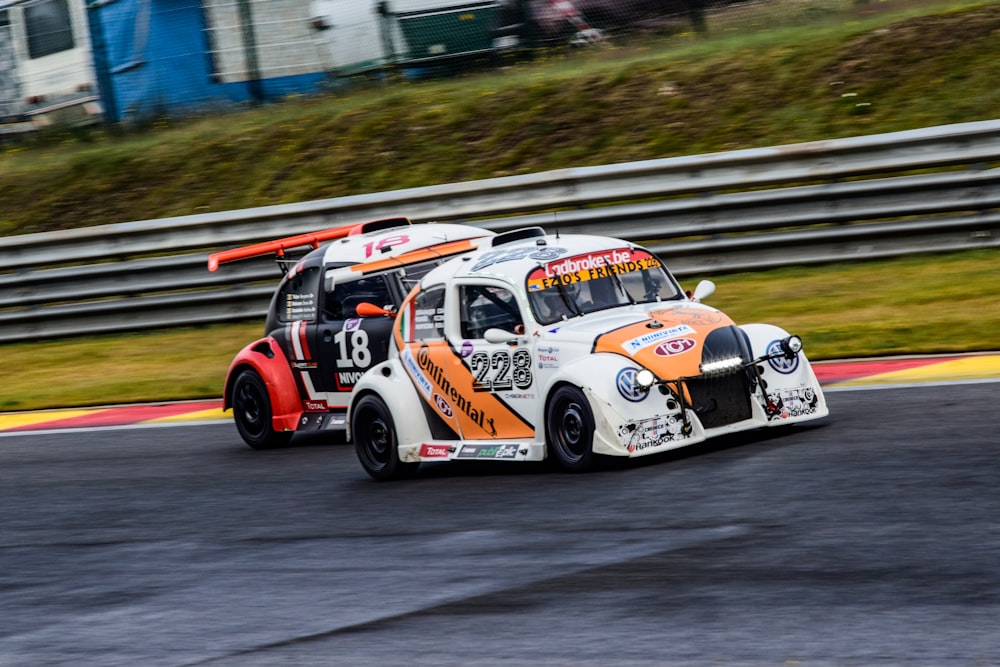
[207,217,412,272]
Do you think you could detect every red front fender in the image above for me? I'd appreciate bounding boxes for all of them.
[224,337,302,433]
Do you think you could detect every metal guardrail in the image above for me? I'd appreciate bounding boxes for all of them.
[1,120,998,343]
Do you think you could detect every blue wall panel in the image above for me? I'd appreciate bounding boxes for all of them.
[92,0,325,124]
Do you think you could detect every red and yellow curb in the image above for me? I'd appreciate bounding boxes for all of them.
[0,401,227,434]
[3,355,999,434]
[812,353,1000,387]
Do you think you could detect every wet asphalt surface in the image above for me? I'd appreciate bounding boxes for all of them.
[1,383,998,666]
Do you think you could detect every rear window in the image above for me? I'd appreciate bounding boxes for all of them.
[276,266,320,323]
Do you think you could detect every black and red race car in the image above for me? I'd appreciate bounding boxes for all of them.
[208,217,495,449]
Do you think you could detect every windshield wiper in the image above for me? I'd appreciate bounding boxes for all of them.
[554,281,583,317]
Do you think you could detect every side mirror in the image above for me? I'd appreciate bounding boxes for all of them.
[355,302,394,318]
[691,280,716,302]
[484,328,521,344]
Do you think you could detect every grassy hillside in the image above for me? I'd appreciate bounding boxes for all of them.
[1,0,998,235]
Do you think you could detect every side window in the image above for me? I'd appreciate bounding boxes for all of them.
[411,286,446,341]
[25,0,74,59]
[461,285,523,339]
[399,259,441,291]
[276,266,320,323]
[324,273,392,320]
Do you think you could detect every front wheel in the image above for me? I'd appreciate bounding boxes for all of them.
[546,385,598,472]
[352,394,418,481]
[231,369,293,450]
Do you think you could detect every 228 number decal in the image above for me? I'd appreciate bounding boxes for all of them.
[470,350,532,392]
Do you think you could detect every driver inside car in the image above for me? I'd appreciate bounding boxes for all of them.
[535,289,574,323]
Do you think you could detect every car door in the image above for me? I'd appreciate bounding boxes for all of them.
[315,273,396,409]
[441,283,537,441]
[397,284,465,438]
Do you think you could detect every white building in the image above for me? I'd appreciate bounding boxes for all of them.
[0,0,100,131]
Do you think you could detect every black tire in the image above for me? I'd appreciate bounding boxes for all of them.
[546,385,598,472]
[352,394,417,481]
[232,369,293,450]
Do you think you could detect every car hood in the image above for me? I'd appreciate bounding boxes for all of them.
[541,301,746,378]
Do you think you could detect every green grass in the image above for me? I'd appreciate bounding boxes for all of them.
[1,0,998,410]
[1,249,997,412]
[1,0,998,235]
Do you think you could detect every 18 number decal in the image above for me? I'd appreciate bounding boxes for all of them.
[362,234,410,259]
[334,328,372,368]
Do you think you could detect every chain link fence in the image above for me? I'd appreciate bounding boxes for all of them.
[0,0,864,132]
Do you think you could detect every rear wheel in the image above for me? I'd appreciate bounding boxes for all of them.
[232,369,293,450]
[546,385,597,472]
[352,394,417,481]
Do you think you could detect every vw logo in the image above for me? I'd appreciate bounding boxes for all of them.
[616,368,647,403]
[766,339,800,374]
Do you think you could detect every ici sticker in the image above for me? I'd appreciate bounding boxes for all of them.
[433,393,454,417]
[653,337,696,357]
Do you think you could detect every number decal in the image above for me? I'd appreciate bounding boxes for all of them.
[470,350,532,392]
[470,352,490,391]
[512,349,532,389]
[362,234,410,259]
[491,352,512,391]
[334,328,372,368]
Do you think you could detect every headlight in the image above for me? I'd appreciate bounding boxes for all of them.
[781,335,803,358]
[699,356,744,377]
[635,368,656,389]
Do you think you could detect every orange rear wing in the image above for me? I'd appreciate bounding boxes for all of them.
[207,217,412,272]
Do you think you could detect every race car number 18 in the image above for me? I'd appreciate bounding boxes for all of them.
[334,329,372,368]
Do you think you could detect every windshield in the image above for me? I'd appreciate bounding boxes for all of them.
[527,247,681,325]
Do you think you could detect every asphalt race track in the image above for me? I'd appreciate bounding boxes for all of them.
[1,382,999,666]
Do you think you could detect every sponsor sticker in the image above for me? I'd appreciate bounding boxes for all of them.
[402,346,433,397]
[653,337,696,357]
[526,248,663,291]
[536,345,559,369]
[537,355,559,369]
[500,392,535,400]
[433,393,454,418]
[419,444,452,458]
[456,444,520,460]
[303,400,328,412]
[621,324,696,354]
[764,386,818,420]
[618,415,687,452]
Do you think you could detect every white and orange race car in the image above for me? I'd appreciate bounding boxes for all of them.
[347,228,829,479]
[208,217,495,449]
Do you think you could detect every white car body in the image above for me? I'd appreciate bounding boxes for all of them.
[349,229,828,478]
